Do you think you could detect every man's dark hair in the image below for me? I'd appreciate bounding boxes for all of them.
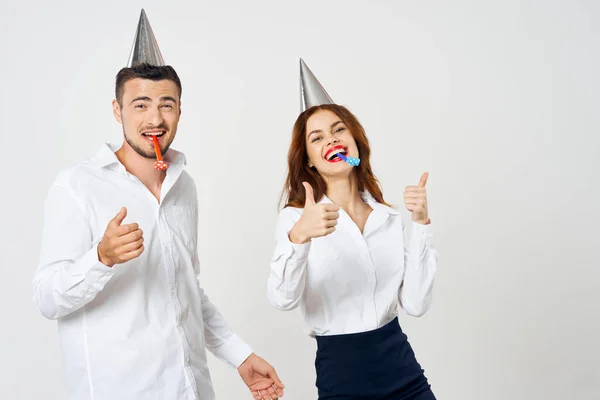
[115,63,182,106]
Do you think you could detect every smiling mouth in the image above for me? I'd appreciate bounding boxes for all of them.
[141,131,166,142]
[324,146,348,163]
[142,131,166,137]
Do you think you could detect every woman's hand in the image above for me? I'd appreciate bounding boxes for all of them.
[404,172,430,225]
[288,182,340,244]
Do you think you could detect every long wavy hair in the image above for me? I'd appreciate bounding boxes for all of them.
[280,104,388,209]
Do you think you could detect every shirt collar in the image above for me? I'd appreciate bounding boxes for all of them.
[317,191,399,215]
[91,142,187,169]
[361,191,399,215]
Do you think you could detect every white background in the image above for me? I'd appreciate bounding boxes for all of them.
[1,0,599,399]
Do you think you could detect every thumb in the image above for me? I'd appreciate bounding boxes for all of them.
[268,368,285,389]
[109,207,127,227]
[418,172,429,188]
[302,182,315,206]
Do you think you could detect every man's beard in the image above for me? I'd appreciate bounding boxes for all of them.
[123,127,172,159]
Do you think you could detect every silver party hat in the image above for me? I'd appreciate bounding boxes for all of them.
[127,9,165,67]
[299,58,334,112]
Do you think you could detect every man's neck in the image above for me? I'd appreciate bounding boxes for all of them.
[115,142,166,200]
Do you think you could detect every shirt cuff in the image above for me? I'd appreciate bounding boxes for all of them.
[69,242,116,280]
[214,333,254,368]
[286,235,311,260]
[412,221,434,246]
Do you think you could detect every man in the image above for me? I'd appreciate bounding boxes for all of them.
[33,9,283,400]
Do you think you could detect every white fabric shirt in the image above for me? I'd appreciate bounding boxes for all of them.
[267,192,438,337]
[33,143,252,400]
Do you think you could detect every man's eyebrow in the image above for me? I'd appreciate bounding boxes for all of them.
[129,96,151,104]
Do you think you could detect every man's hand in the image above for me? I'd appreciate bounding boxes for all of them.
[238,353,285,399]
[97,207,144,267]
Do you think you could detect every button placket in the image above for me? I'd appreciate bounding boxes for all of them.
[339,208,379,326]
[158,201,196,394]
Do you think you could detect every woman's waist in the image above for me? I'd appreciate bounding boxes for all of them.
[303,310,400,338]
[316,315,401,341]
[302,294,401,337]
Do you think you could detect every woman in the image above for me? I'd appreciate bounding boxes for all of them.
[266,60,437,400]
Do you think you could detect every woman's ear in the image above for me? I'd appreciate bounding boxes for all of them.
[306,156,314,169]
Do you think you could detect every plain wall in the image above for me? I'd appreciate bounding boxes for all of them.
[1,0,598,398]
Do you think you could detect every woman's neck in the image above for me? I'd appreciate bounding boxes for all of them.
[325,175,365,216]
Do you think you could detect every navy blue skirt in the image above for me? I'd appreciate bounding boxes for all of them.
[315,317,435,400]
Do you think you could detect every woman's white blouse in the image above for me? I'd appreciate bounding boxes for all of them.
[267,192,437,337]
